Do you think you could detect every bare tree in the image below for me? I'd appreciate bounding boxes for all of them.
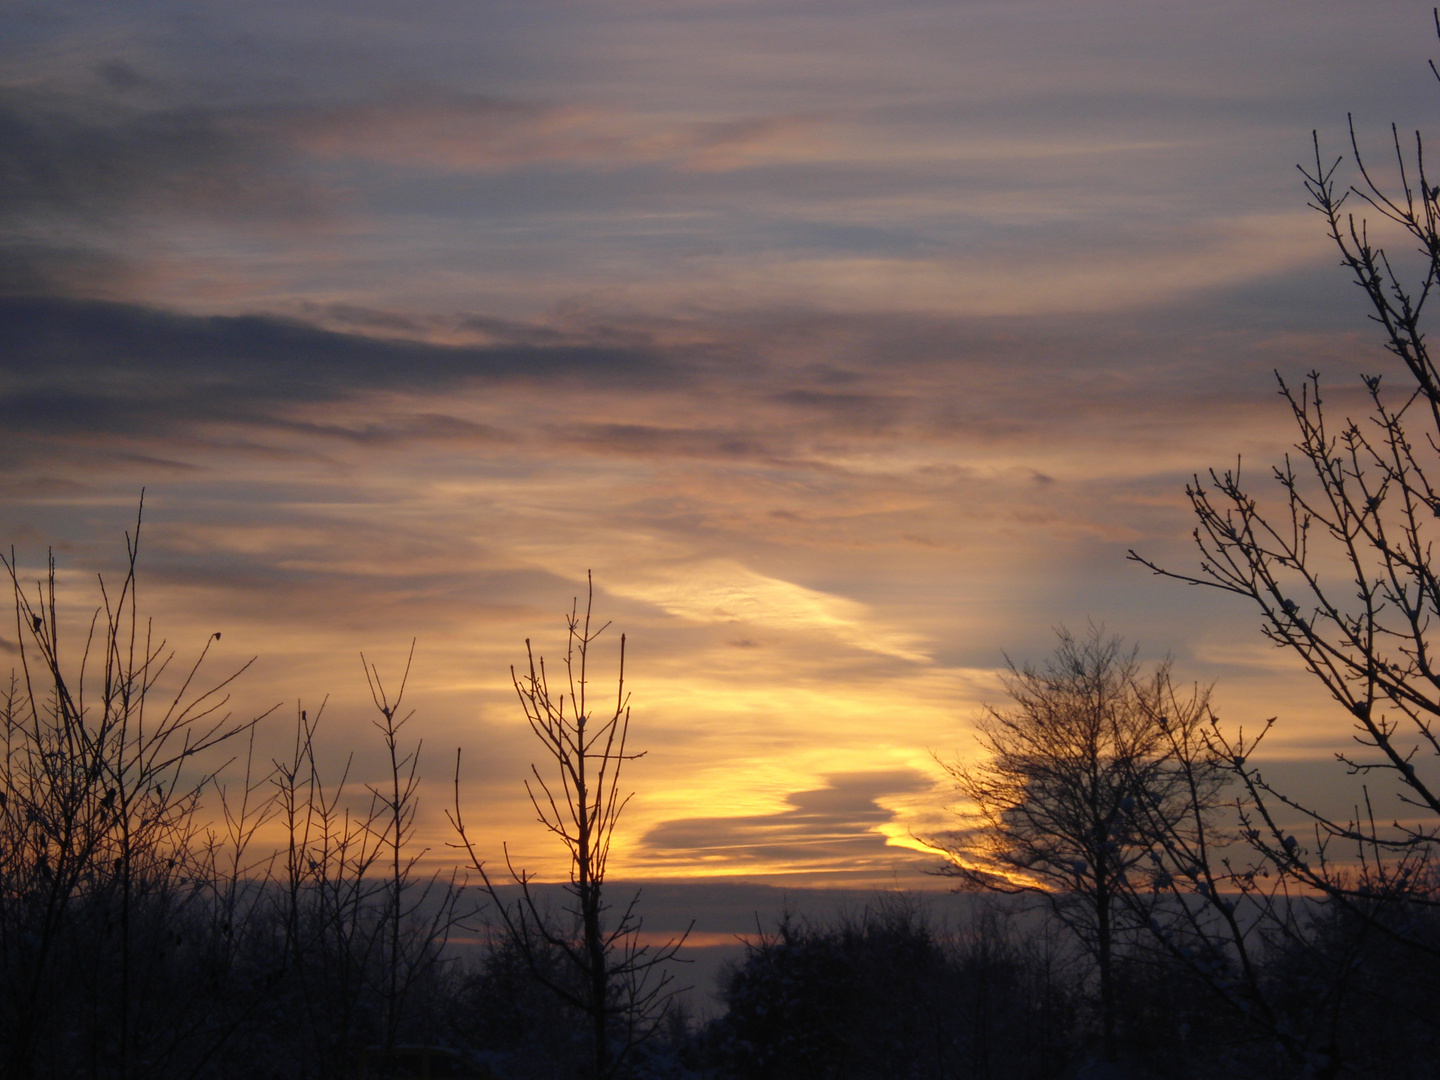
[267,661,463,1080]
[0,504,474,1079]
[362,647,465,1074]
[923,627,1223,1064]
[450,575,688,1080]
[0,502,275,1079]
[1127,11,1440,923]
[1112,13,1440,1075]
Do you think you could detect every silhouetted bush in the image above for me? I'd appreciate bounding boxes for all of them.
[446,930,591,1079]
[707,897,1077,1080]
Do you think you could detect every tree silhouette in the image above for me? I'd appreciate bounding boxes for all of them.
[1116,14,1440,1075]
[451,575,688,1080]
[1128,7,1440,945]
[0,501,274,1078]
[924,627,1221,1063]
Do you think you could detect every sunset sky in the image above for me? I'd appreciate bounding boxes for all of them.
[3,0,1434,888]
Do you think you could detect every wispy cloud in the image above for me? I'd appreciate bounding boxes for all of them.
[612,561,929,662]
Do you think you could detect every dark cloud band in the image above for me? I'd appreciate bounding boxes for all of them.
[0,295,671,439]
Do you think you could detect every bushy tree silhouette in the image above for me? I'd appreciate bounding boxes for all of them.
[711,898,1077,1080]
[924,627,1222,1063]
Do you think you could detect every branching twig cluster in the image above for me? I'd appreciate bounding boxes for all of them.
[450,574,689,1080]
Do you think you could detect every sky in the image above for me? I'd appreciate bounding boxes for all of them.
[3,0,1437,891]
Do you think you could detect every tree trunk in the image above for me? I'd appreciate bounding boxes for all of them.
[585,880,608,1080]
[1096,878,1117,1063]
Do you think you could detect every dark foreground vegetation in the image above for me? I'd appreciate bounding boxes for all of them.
[2,584,1437,1080]
[3,521,1438,1080]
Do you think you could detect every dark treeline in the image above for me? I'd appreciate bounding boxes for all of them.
[702,889,1440,1080]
